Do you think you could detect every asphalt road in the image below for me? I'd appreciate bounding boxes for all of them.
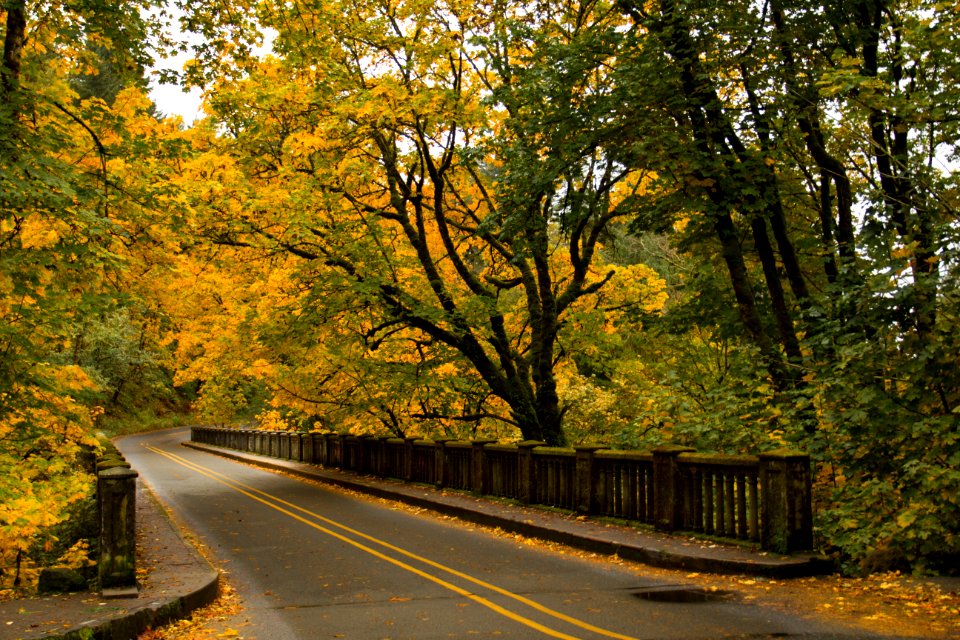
[119,428,873,640]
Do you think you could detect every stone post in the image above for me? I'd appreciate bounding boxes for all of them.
[378,436,393,477]
[302,432,316,464]
[98,467,139,593]
[340,434,352,470]
[517,441,545,505]
[403,437,418,481]
[759,449,813,553]
[314,432,327,464]
[318,432,332,466]
[434,439,450,488]
[652,445,695,532]
[357,435,376,473]
[291,433,303,461]
[285,432,295,460]
[574,446,608,514]
[264,431,274,457]
[470,440,497,495]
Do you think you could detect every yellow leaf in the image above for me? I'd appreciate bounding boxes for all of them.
[896,511,917,528]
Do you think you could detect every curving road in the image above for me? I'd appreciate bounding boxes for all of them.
[119,428,868,640]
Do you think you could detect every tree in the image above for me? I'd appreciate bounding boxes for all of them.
[0,0,185,588]
[176,0,661,445]
[611,0,960,570]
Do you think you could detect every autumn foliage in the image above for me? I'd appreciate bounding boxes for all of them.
[2,0,960,583]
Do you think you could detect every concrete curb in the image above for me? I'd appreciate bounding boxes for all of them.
[184,441,834,578]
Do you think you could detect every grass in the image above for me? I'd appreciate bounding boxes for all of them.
[97,407,195,438]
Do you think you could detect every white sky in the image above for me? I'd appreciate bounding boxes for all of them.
[149,76,205,124]
[147,13,275,126]
[144,4,207,125]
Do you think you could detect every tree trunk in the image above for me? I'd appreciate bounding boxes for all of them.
[2,1,26,97]
[714,213,791,389]
[2,0,26,138]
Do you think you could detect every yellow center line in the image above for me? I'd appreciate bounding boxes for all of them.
[145,443,640,640]
[146,444,582,639]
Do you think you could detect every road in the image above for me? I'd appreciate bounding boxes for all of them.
[119,428,871,640]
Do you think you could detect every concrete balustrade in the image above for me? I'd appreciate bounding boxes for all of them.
[189,426,814,553]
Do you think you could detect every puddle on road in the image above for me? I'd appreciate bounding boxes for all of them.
[631,585,735,603]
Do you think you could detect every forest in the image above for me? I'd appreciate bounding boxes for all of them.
[1,0,958,589]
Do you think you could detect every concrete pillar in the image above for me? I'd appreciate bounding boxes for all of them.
[652,445,695,532]
[340,434,352,470]
[358,435,377,473]
[403,437,418,481]
[320,432,334,466]
[300,433,317,464]
[470,440,497,494]
[434,440,450,488]
[291,433,303,461]
[574,446,608,514]
[378,436,393,477]
[269,432,280,458]
[759,449,813,553]
[517,441,545,505]
[98,467,139,592]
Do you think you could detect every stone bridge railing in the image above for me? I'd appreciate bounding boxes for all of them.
[190,427,813,554]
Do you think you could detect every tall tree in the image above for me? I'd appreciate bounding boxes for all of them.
[179,0,654,445]
[613,0,960,569]
[0,0,183,588]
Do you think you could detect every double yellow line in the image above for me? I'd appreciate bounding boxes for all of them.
[145,444,640,640]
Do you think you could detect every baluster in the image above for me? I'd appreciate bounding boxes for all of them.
[646,465,655,522]
[704,470,715,534]
[548,459,556,505]
[624,462,637,520]
[737,473,748,539]
[609,463,619,516]
[724,472,736,537]
[692,467,704,532]
[715,471,725,534]
[606,463,616,515]
[683,467,696,530]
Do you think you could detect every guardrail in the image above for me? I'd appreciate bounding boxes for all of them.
[190,427,812,553]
